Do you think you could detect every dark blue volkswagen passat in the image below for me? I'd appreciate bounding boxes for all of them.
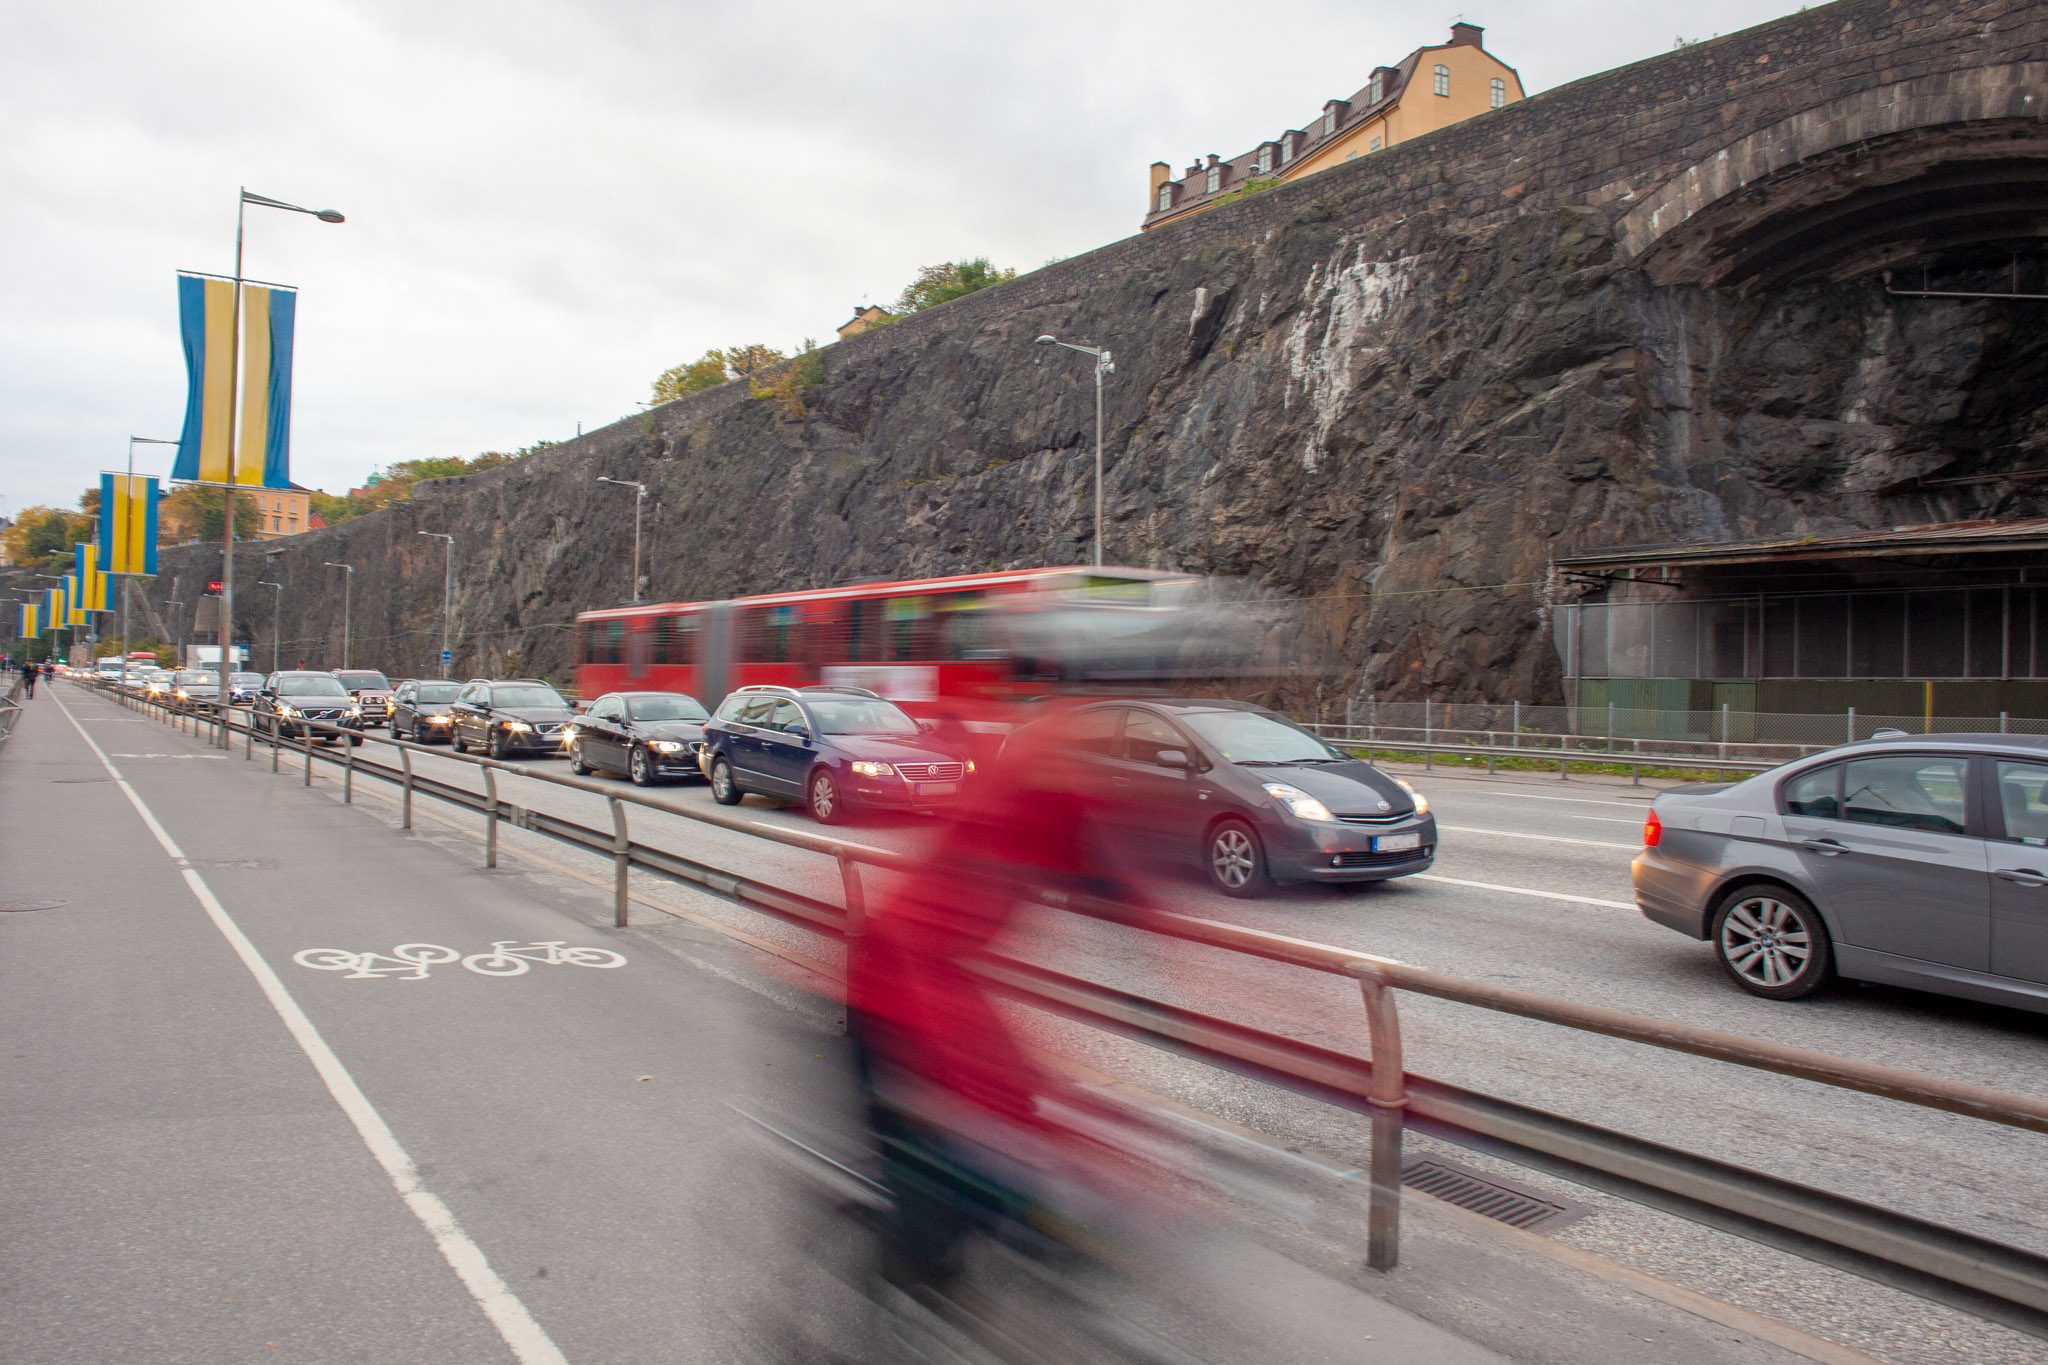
[1007,699,1435,898]
[568,690,712,786]
[698,685,971,824]
[1635,732,2048,1011]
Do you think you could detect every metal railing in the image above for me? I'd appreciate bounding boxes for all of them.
[80,677,2048,1339]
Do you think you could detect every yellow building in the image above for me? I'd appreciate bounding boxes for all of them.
[836,305,894,340]
[1144,23,1523,231]
[249,484,313,540]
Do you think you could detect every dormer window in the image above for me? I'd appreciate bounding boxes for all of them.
[1157,185,1172,212]
[1279,134,1294,165]
[1490,77,1506,108]
[1433,64,1450,97]
[1368,74,1383,105]
[1321,110,1335,136]
[1205,165,1221,194]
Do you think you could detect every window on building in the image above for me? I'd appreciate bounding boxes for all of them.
[1157,185,1172,212]
[1279,136,1293,165]
[1205,166,1221,194]
[1491,77,1506,108]
[271,515,280,531]
[1321,111,1335,136]
[1346,152,1357,161]
[1369,74,1383,105]
[1370,136,1383,151]
[1434,64,1449,96]
[1251,149,1267,174]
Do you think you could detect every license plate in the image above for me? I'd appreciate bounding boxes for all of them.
[1373,833,1421,852]
[916,781,959,797]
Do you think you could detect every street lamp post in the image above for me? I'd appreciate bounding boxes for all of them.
[213,188,345,745]
[256,580,284,672]
[324,562,353,670]
[1035,335,1114,567]
[417,532,455,677]
[122,436,178,689]
[596,477,648,603]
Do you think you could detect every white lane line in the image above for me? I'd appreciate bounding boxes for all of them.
[1436,823,1637,851]
[1571,814,1647,825]
[53,691,570,1365]
[1452,790,1648,808]
[1413,872,1636,910]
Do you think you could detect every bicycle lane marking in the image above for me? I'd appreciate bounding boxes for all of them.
[50,689,570,1365]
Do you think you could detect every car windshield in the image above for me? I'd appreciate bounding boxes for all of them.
[628,695,709,722]
[335,671,390,690]
[231,673,264,685]
[493,685,566,709]
[173,671,215,686]
[414,682,463,703]
[1181,710,1345,764]
[806,698,919,736]
[276,674,349,697]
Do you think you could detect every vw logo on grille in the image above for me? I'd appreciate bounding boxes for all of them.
[1378,800,1391,811]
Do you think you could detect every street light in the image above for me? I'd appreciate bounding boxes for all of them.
[212,187,345,745]
[596,476,649,603]
[256,580,284,672]
[324,562,353,670]
[1036,334,1114,567]
[120,436,177,687]
[417,532,455,677]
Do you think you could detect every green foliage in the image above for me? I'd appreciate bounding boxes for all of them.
[749,340,823,420]
[1213,176,1282,208]
[158,487,261,543]
[895,258,1018,314]
[3,505,92,567]
[650,351,731,405]
[315,445,553,524]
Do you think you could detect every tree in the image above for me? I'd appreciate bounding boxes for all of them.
[307,490,356,526]
[650,351,731,405]
[159,487,260,543]
[895,258,1017,314]
[2,505,92,568]
[719,344,787,378]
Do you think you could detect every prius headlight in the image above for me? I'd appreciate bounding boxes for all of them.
[1262,781,1334,822]
[1393,776,1430,815]
[851,760,897,778]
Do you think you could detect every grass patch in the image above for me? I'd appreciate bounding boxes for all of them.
[1339,746,1741,784]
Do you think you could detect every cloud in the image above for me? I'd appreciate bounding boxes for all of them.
[0,0,1804,512]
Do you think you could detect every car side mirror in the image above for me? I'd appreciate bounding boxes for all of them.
[918,718,936,733]
[786,723,811,742]
[1155,748,1193,770]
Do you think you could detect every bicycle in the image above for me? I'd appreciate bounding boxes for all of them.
[293,944,459,980]
[460,940,627,976]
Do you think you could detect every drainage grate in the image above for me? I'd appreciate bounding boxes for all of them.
[1401,1154,1589,1233]
[0,899,68,913]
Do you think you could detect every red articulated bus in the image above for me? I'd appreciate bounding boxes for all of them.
[571,566,1207,736]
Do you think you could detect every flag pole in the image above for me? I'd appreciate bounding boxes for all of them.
[216,190,246,745]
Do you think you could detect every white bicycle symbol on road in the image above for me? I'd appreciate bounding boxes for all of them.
[292,940,625,980]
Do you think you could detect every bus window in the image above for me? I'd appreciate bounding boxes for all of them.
[940,592,995,660]
[654,614,696,666]
[742,605,799,662]
[602,620,624,664]
[885,596,929,662]
[844,600,879,662]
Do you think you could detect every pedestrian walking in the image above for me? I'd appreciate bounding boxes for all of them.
[23,664,36,699]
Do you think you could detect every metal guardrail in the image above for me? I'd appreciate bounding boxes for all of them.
[84,678,2048,1338]
[1310,735,1780,786]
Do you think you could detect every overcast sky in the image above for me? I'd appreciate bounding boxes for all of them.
[0,0,1808,515]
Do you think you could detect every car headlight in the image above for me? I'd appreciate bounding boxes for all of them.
[966,759,976,774]
[1261,781,1335,822]
[277,705,299,718]
[649,740,684,753]
[426,714,449,724]
[348,706,362,718]
[851,760,896,778]
[176,689,188,698]
[1393,776,1430,816]
[503,721,533,732]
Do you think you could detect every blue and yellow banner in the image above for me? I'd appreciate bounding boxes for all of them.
[173,273,296,488]
[99,473,160,576]
[73,543,108,614]
[46,586,65,631]
[19,602,38,638]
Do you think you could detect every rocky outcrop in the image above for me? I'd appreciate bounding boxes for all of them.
[144,0,2048,705]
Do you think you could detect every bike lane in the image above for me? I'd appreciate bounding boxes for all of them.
[14,686,858,1363]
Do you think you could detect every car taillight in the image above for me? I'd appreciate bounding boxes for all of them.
[1643,809,1663,847]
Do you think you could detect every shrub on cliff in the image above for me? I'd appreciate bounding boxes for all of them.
[895,258,1017,313]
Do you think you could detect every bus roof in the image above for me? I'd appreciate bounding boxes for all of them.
[574,565,1191,622]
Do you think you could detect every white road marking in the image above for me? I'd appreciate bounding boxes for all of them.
[109,752,226,759]
[1436,823,1637,850]
[294,941,628,979]
[1451,790,1649,808]
[1571,814,1648,825]
[1413,872,1636,910]
[52,691,572,1365]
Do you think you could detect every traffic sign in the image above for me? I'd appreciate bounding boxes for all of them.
[441,649,452,668]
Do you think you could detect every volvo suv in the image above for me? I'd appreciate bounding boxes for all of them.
[699,685,971,824]
[449,679,575,759]
[333,670,396,728]
[254,671,365,743]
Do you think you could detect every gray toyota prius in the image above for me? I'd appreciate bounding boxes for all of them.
[1635,732,2048,1012]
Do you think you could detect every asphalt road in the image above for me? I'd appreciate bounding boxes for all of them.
[356,718,2048,1365]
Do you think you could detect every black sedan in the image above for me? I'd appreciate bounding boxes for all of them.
[168,669,221,713]
[391,679,464,742]
[449,679,574,759]
[568,691,712,785]
[1011,699,1436,897]
[253,671,365,744]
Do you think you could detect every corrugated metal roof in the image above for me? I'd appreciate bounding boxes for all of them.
[1555,519,2048,571]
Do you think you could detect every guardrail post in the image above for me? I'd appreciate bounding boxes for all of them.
[483,766,499,869]
[1512,699,1519,748]
[400,745,414,830]
[244,707,253,760]
[608,795,630,927]
[271,715,281,772]
[836,850,867,935]
[1358,973,1407,1272]
[303,726,314,786]
[343,735,354,804]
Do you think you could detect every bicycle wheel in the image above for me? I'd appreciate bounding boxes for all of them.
[394,943,460,966]
[293,949,361,972]
[461,952,530,976]
[559,946,626,968]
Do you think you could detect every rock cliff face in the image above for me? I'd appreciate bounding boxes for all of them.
[144,0,2048,704]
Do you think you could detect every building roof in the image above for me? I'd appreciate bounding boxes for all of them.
[1554,519,2048,571]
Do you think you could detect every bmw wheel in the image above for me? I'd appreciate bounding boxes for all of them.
[808,768,844,825]
[1206,819,1271,898]
[1712,885,1831,1000]
[709,756,742,806]
[568,739,591,776]
[630,746,654,786]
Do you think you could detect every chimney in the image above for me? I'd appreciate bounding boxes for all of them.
[1449,21,1483,47]
[1150,160,1171,194]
